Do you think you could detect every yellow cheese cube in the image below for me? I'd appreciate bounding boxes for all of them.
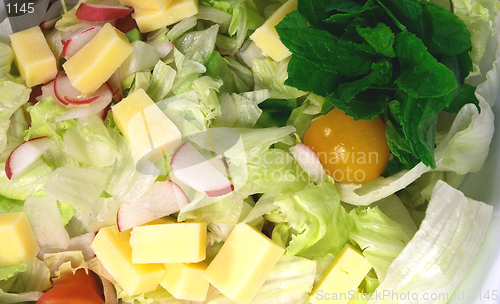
[309,244,372,304]
[111,89,182,163]
[91,226,165,296]
[10,26,57,87]
[249,0,297,62]
[133,0,199,33]
[0,212,40,268]
[130,222,207,264]
[119,0,173,10]
[203,223,285,304]
[161,262,210,301]
[63,23,133,95]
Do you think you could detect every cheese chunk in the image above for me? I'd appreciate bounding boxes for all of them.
[203,223,284,304]
[249,0,297,62]
[133,0,198,33]
[161,262,210,301]
[63,23,133,94]
[130,222,207,264]
[309,244,372,304]
[10,26,57,87]
[91,226,165,296]
[119,0,173,10]
[0,212,40,268]
[111,89,181,164]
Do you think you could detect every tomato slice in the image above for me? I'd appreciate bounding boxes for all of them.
[37,269,105,304]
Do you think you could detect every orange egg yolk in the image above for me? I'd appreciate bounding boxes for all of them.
[304,108,390,184]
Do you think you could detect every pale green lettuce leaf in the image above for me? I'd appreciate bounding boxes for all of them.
[63,115,120,167]
[23,196,70,250]
[147,60,177,102]
[24,98,75,141]
[0,159,53,200]
[270,181,353,258]
[368,181,493,304]
[157,90,207,137]
[119,41,160,79]
[192,76,223,121]
[166,16,197,42]
[0,43,14,79]
[451,0,499,76]
[42,167,110,212]
[349,206,415,282]
[171,48,207,95]
[5,257,51,294]
[209,256,316,304]
[116,285,183,304]
[252,58,307,100]
[175,25,220,64]
[0,81,30,154]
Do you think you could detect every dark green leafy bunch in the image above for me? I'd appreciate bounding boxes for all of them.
[275,0,479,172]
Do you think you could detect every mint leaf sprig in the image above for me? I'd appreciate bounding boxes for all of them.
[276,0,478,170]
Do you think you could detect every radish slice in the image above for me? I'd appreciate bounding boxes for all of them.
[54,83,113,122]
[170,142,234,197]
[116,181,189,232]
[289,142,327,184]
[76,3,133,22]
[54,73,102,105]
[62,26,102,59]
[41,18,59,30]
[5,137,53,180]
[148,40,174,58]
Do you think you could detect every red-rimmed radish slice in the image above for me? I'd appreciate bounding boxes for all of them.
[116,180,189,232]
[289,142,327,184]
[148,40,174,58]
[5,137,52,180]
[62,25,102,59]
[41,18,59,30]
[38,80,71,108]
[76,3,133,22]
[54,73,102,105]
[170,142,234,197]
[97,104,110,121]
[107,70,123,101]
[54,83,113,122]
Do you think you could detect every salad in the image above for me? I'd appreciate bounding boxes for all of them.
[0,0,499,303]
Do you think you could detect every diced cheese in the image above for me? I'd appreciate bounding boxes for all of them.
[249,0,297,62]
[0,212,40,268]
[133,0,198,33]
[10,26,57,87]
[91,226,165,296]
[111,89,182,164]
[130,222,207,264]
[309,244,372,304]
[203,223,285,304]
[161,262,210,301]
[62,23,133,95]
[119,0,173,10]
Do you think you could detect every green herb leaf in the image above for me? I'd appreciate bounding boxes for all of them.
[421,1,472,56]
[444,84,479,113]
[276,10,375,77]
[285,56,340,96]
[356,23,395,58]
[376,0,424,36]
[394,32,457,99]
[385,119,419,169]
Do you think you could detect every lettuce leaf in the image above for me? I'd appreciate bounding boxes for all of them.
[23,196,70,250]
[349,206,415,282]
[368,181,492,304]
[270,181,353,258]
[0,81,30,154]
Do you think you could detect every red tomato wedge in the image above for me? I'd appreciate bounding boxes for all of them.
[37,269,105,304]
